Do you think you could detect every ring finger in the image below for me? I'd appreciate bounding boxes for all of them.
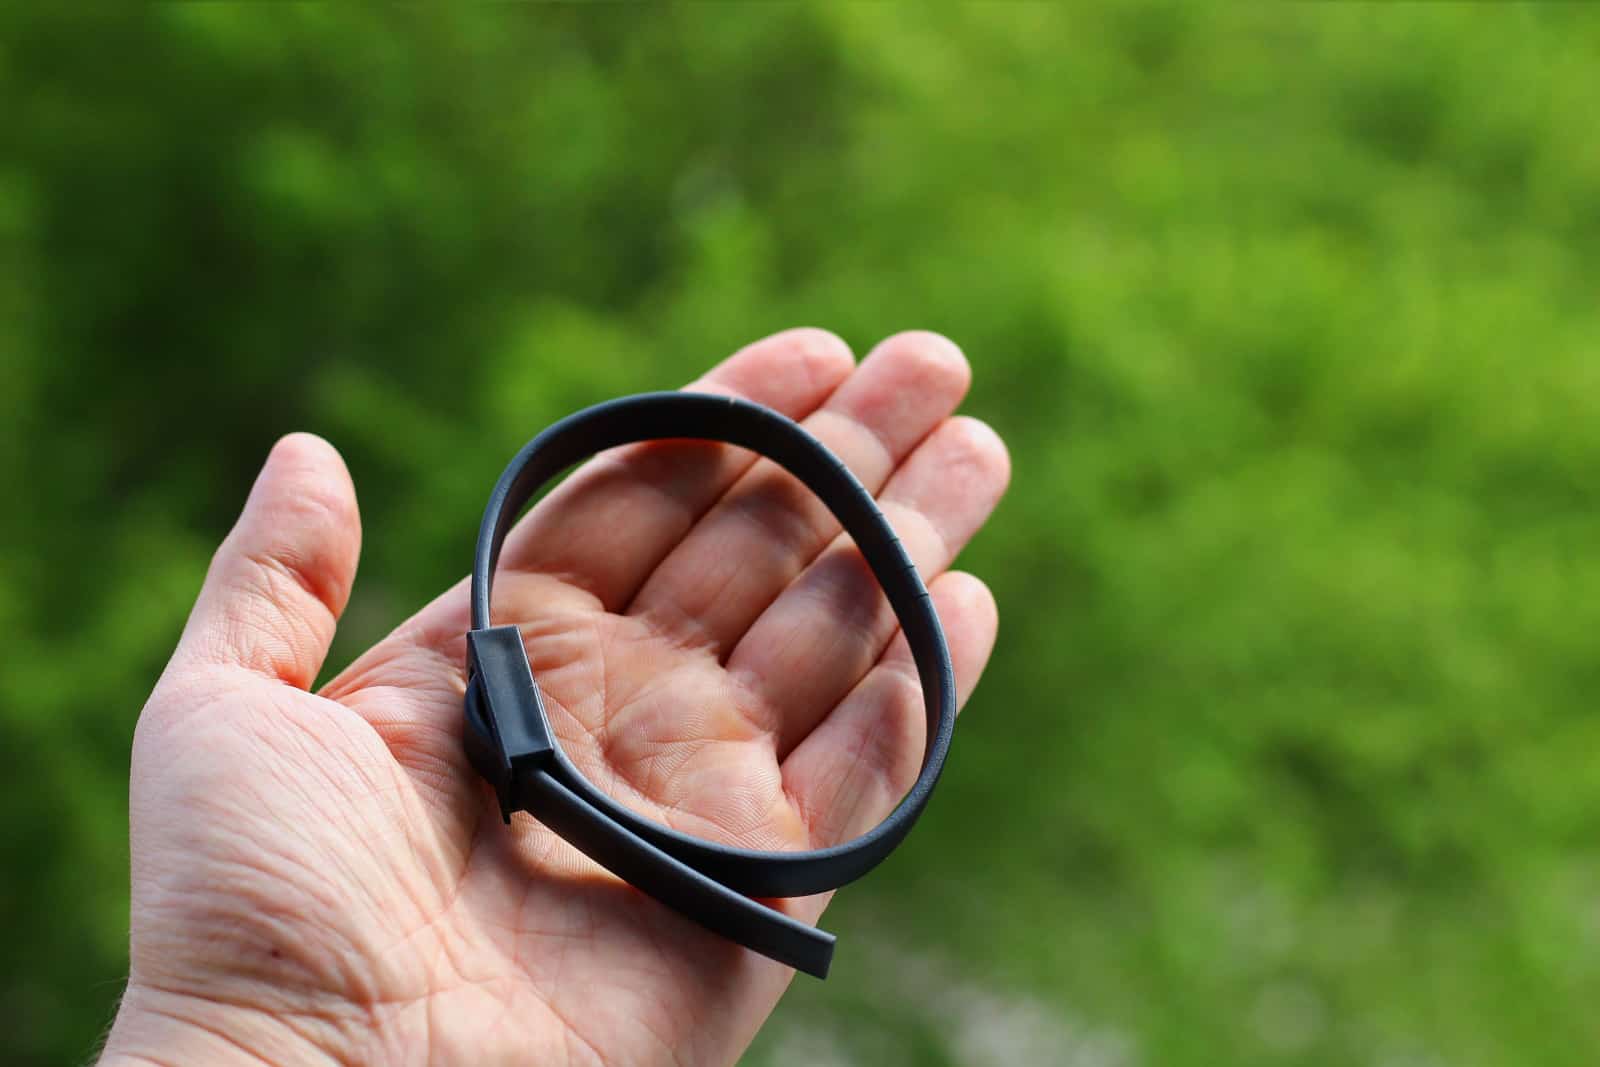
[726,415,1009,754]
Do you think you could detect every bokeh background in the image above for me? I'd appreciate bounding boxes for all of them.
[4,5,1600,1065]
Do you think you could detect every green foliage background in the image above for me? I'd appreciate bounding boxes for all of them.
[4,6,1600,1065]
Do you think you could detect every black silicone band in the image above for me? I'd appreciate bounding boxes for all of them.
[464,391,957,979]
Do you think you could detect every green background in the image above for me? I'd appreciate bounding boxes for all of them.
[4,6,1600,1065]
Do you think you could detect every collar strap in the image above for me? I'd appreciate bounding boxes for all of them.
[464,392,957,978]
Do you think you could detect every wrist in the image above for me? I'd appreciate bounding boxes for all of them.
[99,982,359,1067]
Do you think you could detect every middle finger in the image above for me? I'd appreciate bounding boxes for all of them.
[623,331,971,656]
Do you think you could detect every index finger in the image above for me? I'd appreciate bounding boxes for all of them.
[494,328,855,611]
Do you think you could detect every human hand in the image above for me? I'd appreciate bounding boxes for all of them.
[100,329,1010,1066]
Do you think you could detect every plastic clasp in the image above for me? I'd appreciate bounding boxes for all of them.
[464,625,555,822]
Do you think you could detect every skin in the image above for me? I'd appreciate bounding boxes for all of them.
[99,329,1011,1066]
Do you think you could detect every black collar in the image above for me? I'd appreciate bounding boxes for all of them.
[464,392,957,979]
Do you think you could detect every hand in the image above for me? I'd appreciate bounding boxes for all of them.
[100,330,1010,1066]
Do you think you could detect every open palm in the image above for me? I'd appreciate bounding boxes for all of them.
[103,330,1009,1067]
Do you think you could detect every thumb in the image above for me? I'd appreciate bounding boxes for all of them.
[175,433,362,690]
